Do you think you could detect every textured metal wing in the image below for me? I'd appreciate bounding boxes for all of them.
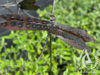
[56,24,95,42]
[56,29,90,51]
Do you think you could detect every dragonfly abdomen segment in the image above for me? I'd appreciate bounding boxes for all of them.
[0,19,51,31]
[0,14,51,26]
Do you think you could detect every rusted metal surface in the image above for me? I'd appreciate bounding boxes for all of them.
[0,14,95,51]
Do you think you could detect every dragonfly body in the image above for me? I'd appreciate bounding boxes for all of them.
[0,14,95,51]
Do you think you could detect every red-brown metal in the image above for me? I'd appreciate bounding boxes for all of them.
[0,14,95,51]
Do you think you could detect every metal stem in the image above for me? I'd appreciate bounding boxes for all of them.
[49,32,52,75]
[49,0,55,74]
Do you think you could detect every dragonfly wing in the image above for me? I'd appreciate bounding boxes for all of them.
[56,29,90,51]
[56,24,95,42]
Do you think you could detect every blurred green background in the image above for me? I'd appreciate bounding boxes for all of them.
[0,0,100,75]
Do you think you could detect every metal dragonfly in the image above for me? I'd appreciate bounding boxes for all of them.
[0,14,95,51]
[0,0,97,69]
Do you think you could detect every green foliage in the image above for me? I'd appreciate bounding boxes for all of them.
[0,0,100,74]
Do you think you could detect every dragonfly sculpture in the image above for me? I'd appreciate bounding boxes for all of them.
[0,0,98,72]
[0,14,95,51]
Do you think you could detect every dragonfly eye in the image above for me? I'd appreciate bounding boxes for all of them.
[26,17,32,22]
[18,22,24,28]
[26,23,31,28]
[10,21,17,26]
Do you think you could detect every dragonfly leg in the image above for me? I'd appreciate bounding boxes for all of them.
[39,34,49,58]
